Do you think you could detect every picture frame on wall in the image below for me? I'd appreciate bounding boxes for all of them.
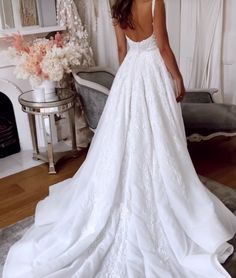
[1,0,15,29]
[20,0,38,27]
[0,0,58,30]
[0,1,5,29]
[36,0,57,27]
[12,0,23,29]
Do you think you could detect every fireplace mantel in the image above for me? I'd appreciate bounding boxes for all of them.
[0,25,66,39]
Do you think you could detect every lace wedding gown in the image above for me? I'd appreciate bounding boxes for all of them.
[3,1,236,277]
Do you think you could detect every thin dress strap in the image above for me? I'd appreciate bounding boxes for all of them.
[152,0,156,18]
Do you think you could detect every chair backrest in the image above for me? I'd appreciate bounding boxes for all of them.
[73,68,115,130]
[182,89,218,103]
[77,71,114,90]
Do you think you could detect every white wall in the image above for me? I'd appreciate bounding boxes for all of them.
[222,0,236,104]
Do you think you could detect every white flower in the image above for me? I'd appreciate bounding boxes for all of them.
[40,44,82,82]
[4,34,89,87]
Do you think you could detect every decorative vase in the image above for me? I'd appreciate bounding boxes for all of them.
[41,80,56,94]
[33,80,58,101]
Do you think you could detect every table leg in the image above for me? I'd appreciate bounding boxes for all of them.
[27,114,39,160]
[68,106,77,154]
[42,114,56,174]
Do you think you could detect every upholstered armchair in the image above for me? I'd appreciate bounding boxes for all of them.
[73,69,236,141]
[73,67,115,132]
[181,89,236,141]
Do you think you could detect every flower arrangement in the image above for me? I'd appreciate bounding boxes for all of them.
[7,32,85,86]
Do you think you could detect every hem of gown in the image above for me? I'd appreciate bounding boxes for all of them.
[212,235,235,278]
[213,254,233,278]
[180,231,235,278]
[216,241,234,263]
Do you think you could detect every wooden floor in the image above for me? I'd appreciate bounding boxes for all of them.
[0,137,236,228]
[189,136,236,188]
[0,149,88,228]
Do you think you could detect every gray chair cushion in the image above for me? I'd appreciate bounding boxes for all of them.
[77,71,114,90]
[75,84,108,130]
[183,91,214,103]
[181,103,236,136]
[74,70,115,130]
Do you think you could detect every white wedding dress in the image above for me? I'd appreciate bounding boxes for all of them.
[3,1,236,277]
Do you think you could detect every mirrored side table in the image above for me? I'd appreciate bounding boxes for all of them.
[19,88,77,174]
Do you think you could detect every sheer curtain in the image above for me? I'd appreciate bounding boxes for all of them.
[75,0,119,72]
[164,0,181,64]
[96,0,119,71]
[222,0,236,104]
[57,0,94,149]
[57,0,94,67]
[180,0,224,103]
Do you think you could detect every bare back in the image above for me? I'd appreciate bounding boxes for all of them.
[124,0,153,42]
[114,0,185,101]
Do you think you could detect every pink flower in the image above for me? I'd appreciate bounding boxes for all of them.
[7,32,82,86]
[11,33,30,53]
[54,32,64,48]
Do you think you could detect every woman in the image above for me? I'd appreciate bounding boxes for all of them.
[3,0,236,277]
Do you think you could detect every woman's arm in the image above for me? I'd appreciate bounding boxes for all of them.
[114,22,128,65]
[153,0,185,102]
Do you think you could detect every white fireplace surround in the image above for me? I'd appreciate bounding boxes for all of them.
[0,77,32,151]
[0,66,45,151]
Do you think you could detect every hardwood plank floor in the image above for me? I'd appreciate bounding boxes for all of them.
[0,149,88,228]
[0,137,236,228]
[188,136,236,188]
